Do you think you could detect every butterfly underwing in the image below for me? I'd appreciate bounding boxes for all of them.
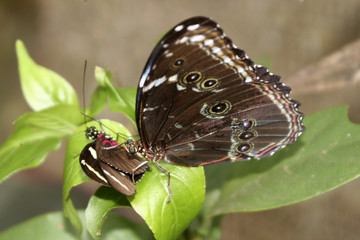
[131,16,304,167]
[79,126,150,196]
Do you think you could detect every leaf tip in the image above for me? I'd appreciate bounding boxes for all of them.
[15,39,28,59]
[15,39,24,49]
[94,66,109,86]
[15,39,35,69]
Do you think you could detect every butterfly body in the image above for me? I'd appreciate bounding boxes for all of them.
[80,127,150,196]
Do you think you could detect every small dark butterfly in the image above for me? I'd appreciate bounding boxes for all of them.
[82,16,304,200]
[79,126,150,196]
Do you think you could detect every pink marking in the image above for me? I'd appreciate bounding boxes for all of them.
[101,139,119,146]
[289,131,296,139]
[285,104,291,111]
[199,156,229,166]
[257,144,277,156]
[102,140,112,146]
[145,153,154,161]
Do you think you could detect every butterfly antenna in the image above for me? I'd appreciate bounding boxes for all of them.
[82,60,89,128]
[104,125,129,142]
[81,60,104,134]
[80,112,99,128]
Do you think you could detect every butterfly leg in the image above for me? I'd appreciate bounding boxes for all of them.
[131,161,150,183]
[155,161,172,203]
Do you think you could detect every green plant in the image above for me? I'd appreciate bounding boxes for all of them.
[1,40,360,240]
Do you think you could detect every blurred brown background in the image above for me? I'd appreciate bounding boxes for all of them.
[1,0,360,239]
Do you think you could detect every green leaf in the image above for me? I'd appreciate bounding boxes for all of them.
[62,120,132,233]
[101,213,154,240]
[0,211,89,240]
[95,66,137,123]
[63,200,83,235]
[0,211,151,240]
[113,86,137,121]
[0,105,82,183]
[80,160,205,239]
[16,40,78,111]
[85,187,131,239]
[131,163,205,240]
[94,66,109,87]
[203,105,360,218]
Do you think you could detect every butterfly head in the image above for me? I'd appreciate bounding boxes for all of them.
[85,126,100,140]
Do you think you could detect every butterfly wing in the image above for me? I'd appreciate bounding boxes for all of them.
[96,136,150,175]
[79,142,110,186]
[98,161,138,196]
[137,16,304,166]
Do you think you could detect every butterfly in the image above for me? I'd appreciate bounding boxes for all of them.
[81,16,304,200]
[79,126,150,196]
[133,16,304,164]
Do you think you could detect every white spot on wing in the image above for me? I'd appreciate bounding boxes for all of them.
[187,24,200,31]
[245,77,253,83]
[89,147,97,159]
[168,74,178,82]
[176,84,186,91]
[179,36,189,44]
[223,57,231,63]
[175,123,183,129]
[192,87,201,92]
[155,76,167,87]
[212,47,221,54]
[143,81,155,92]
[165,52,174,58]
[174,25,184,32]
[204,39,214,46]
[143,106,159,112]
[143,76,167,92]
[190,35,205,43]
[212,88,225,93]
[236,67,245,73]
